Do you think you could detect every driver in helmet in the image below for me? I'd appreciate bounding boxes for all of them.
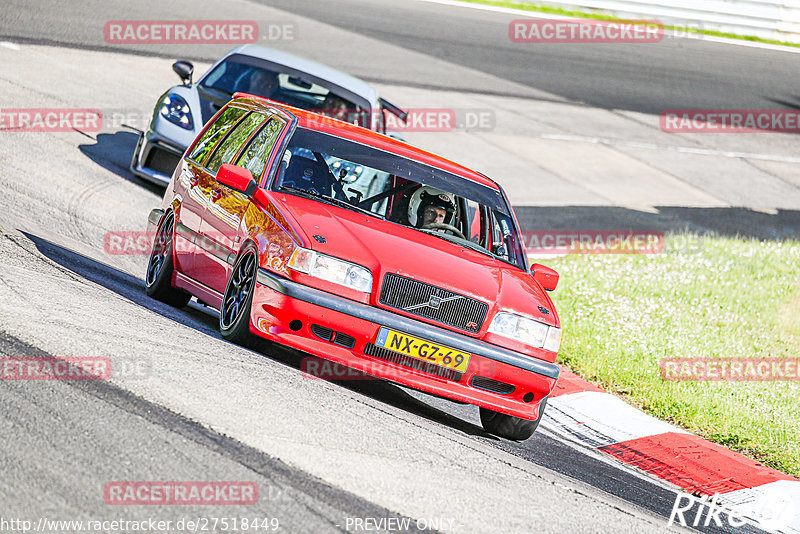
[415,190,456,229]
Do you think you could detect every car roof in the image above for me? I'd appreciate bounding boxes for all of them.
[233,94,502,191]
[225,45,379,104]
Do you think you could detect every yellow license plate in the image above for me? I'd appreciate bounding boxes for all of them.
[375,327,471,374]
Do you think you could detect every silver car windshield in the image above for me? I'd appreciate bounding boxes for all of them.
[201,57,369,125]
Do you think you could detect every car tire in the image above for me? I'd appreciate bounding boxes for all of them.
[220,243,260,347]
[479,396,548,441]
[145,212,191,307]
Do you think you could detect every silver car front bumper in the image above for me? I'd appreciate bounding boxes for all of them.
[130,129,187,187]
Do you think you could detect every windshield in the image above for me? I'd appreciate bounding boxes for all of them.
[271,128,527,270]
[200,56,369,126]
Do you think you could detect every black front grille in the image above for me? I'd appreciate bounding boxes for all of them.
[311,324,334,341]
[311,325,356,349]
[333,332,356,349]
[471,376,515,395]
[379,273,488,333]
[145,146,181,177]
[364,343,462,381]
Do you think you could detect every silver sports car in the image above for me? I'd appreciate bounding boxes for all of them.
[130,44,406,186]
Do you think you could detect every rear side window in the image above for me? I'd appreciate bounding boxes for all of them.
[206,112,266,174]
[465,199,486,246]
[188,106,247,166]
[235,119,283,181]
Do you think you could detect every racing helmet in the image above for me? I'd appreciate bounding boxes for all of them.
[407,186,457,227]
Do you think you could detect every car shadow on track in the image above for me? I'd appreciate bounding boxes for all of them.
[19,230,496,442]
[78,130,165,197]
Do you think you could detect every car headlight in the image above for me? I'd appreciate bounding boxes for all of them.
[543,326,561,353]
[488,311,561,353]
[160,94,193,130]
[287,248,372,293]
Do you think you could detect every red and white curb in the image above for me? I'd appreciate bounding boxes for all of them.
[541,368,800,533]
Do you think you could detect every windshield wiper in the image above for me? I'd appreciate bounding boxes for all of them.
[419,229,504,261]
[419,229,482,251]
[278,186,383,219]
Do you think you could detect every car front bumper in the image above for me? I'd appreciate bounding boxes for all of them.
[252,268,560,421]
[131,98,203,186]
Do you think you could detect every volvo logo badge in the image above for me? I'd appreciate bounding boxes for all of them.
[403,292,462,312]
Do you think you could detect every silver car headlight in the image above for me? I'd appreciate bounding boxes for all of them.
[288,247,373,293]
[160,94,193,130]
[488,311,561,353]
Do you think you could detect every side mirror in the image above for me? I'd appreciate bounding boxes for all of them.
[217,164,257,197]
[531,263,559,292]
[172,60,194,85]
[379,98,409,122]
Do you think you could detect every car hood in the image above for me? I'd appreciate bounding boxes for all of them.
[272,193,558,328]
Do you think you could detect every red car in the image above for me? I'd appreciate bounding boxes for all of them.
[145,94,561,440]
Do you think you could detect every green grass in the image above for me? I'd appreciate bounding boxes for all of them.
[455,0,800,48]
[543,235,800,476]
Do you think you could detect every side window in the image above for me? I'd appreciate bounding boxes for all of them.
[465,199,484,245]
[206,112,266,174]
[188,106,246,166]
[489,210,508,259]
[235,119,283,181]
[488,210,524,267]
[325,157,392,214]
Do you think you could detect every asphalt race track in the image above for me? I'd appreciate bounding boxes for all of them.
[0,0,796,532]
